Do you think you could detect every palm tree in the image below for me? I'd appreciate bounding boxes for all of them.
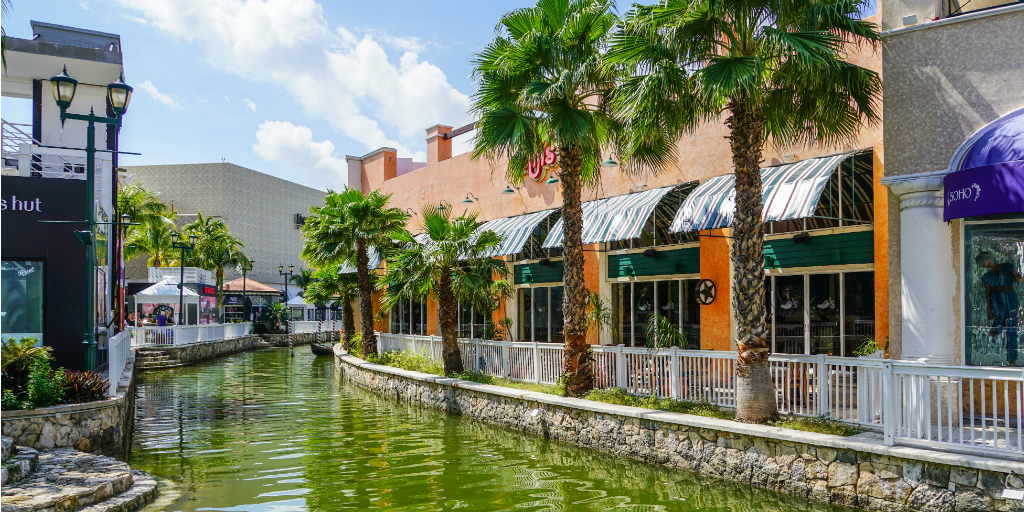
[124,216,179,267]
[301,189,409,357]
[470,0,618,396]
[291,268,316,297]
[607,0,881,422]
[183,213,248,314]
[379,205,507,374]
[117,184,171,236]
[307,267,361,348]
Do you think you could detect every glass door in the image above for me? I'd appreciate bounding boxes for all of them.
[773,275,805,354]
[808,274,841,355]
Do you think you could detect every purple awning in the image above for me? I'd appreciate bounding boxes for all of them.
[943,159,1024,221]
[944,107,1024,221]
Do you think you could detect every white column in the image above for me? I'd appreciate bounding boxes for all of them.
[885,174,955,365]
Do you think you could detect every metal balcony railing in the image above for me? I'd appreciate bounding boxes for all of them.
[2,118,87,179]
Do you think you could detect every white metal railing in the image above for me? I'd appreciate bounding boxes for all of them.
[106,329,133,397]
[375,332,1023,458]
[129,323,252,347]
[290,321,320,334]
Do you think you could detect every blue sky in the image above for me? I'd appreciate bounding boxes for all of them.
[2,0,533,191]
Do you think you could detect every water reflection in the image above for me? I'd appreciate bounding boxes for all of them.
[132,349,850,511]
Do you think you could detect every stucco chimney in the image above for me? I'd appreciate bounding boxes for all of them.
[426,125,453,165]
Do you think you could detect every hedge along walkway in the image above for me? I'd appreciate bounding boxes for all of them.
[334,345,1024,512]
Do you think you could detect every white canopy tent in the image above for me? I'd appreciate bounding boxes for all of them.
[134,277,199,326]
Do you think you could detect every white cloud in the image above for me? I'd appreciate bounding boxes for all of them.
[243,98,257,112]
[116,0,471,158]
[252,121,348,189]
[137,80,181,109]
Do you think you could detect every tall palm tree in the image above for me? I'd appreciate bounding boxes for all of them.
[379,205,507,374]
[124,216,179,267]
[302,189,409,357]
[307,266,362,348]
[117,184,170,237]
[291,268,316,297]
[184,213,248,314]
[470,0,618,396]
[608,0,882,422]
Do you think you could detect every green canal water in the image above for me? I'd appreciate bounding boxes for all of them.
[130,348,850,511]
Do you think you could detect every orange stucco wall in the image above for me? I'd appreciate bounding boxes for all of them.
[699,229,732,351]
[872,151,890,352]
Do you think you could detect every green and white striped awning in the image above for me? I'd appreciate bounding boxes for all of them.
[669,152,854,233]
[473,209,558,257]
[542,185,679,248]
[337,246,381,274]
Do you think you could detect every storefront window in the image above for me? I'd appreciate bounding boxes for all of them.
[611,279,700,348]
[390,298,428,335]
[767,271,875,356]
[517,286,564,342]
[964,220,1024,366]
[1,261,44,343]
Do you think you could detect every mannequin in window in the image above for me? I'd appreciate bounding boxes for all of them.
[977,251,1022,365]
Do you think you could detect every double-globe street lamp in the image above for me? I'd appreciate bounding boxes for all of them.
[49,66,133,370]
[278,264,294,351]
[171,232,198,325]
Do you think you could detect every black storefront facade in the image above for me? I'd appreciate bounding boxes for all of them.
[1,176,90,370]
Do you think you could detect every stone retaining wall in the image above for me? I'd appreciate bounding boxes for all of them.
[1,361,137,459]
[335,347,1024,512]
[138,333,316,368]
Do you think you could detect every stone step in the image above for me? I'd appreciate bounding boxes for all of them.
[135,353,170,361]
[2,446,40,486]
[76,470,157,512]
[3,436,14,462]
[1,448,135,512]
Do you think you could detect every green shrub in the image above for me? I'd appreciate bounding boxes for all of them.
[26,358,65,408]
[771,414,862,436]
[62,371,109,404]
[367,350,443,375]
[2,388,23,410]
[585,388,733,419]
[452,369,564,395]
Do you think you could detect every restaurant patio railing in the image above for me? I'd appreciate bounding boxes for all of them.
[129,323,252,348]
[376,333,1023,459]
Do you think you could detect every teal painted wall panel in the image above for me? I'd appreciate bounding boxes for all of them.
[515,261,564,284]
[608,247,700,278]
[764,230,873,269]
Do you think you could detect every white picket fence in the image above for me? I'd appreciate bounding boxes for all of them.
[377,333,1023,459]
[129,323,252,348]
[105,328,133,397]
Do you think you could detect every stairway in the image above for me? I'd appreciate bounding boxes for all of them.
[134,350,182,370]
[1,437,157,512]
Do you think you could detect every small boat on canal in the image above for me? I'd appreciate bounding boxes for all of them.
[310,342,335,356]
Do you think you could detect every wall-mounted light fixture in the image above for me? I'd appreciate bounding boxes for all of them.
[502,184,519,194]
[792,232,811,245]
[643,248,658,258]
[462,193,479,204]
[538,258,551,267]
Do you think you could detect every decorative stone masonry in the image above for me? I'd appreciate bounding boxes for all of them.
[1,361,136,458]
[336,347,1024,512]
[135,333,317,370]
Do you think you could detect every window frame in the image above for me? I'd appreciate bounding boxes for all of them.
[611,275,702,348]
[959,215,1024,366]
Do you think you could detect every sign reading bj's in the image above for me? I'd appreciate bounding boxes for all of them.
[525,145,558,182]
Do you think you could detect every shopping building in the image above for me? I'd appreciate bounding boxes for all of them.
[1,21,128,370]
[123,163,327,288]
[880,0,1024,366]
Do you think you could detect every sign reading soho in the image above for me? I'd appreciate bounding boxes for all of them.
[943,161,1024,221]
[0,196,43,212]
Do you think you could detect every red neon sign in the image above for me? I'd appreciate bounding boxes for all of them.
[203,286,216,295]
[526,146,557,181]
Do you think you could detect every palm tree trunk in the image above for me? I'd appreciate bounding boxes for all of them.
[342,296,355,350]
[438,271,464,374]
[356,239,377,356]
[558,145,594,397]
[727,99,779,423]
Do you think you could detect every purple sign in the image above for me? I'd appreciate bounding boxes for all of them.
[944,160,1024,221]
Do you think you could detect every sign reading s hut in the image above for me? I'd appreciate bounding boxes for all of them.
[1,176,90,370]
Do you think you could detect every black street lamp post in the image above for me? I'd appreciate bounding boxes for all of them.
[242,259,254,322]
[171,232,198,325]
[48,67,133,371]
[279,264,294,351]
